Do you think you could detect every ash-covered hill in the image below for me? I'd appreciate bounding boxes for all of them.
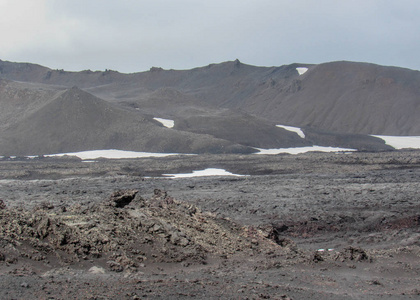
[1,58,415,155]
[1,59,419,136]
[0,85,255,156]
[241,61,420,136]
[0,79,63,131]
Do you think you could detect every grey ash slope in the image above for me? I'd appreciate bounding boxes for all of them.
[0,78,315,156]
[0,86,254,156]
[104,61,420,137]
[1,59,418,136]
[244,61,420,136]
[0,79,64,130]
[1,59,416,154]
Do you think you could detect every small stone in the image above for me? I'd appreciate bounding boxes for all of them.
[88,266,106,274]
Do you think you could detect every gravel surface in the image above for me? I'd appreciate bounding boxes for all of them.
[1,150,420,299]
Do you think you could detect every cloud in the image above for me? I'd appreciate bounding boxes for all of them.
[0,0,84,66]
[1,0,420,72]
[0,0,49,53]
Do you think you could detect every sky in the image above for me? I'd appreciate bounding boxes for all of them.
[1,0,420,73]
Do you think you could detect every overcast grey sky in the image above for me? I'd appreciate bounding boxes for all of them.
[1,0,419,73]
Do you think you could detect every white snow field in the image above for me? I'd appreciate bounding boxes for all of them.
[255,146,356,155]
[21,136,420,162]
[296,67,308,75]
[276,125,305,138]
[163,168,245,178]
[45,149,187,160]
[153,117,175,128]
[372,135,420,149]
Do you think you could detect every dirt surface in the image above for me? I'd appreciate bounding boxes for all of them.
[1,150,420,299]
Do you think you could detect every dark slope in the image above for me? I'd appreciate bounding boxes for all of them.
[302,127,393,151]
[0,87,255,156]
[107,87,215,117]
[175,110,310,149]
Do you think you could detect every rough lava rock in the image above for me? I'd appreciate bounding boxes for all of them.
[108,189,139,208]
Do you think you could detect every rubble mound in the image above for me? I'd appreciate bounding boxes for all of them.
[0,189,283,273]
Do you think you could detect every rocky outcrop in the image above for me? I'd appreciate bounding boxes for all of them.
[0,189,284,273]
[108,189,138,208]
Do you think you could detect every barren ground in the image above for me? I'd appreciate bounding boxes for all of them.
[1,150,420,299]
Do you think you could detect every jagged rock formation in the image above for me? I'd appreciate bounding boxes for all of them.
[0,190,290,273]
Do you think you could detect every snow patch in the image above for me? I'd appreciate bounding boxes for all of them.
[89,266,106,274]
[153,117,174,128]
[276,125,305,138]
[45,149,189,160]
[372,135,420,149]
[296,67,308,75]
[255,146,356,155]
[163,168,245,178]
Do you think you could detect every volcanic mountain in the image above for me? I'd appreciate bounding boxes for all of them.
[0,83,256,156]
[1,58,418,155]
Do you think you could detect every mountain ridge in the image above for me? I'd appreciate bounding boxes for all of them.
[0,58,417,155]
